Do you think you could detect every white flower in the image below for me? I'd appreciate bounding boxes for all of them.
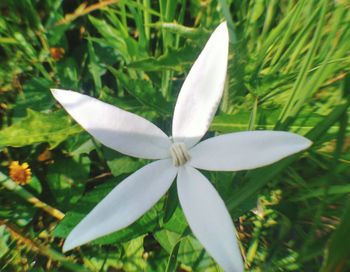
[51,22,311,272]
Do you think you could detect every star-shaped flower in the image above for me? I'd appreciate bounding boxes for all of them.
[51,22,311,272]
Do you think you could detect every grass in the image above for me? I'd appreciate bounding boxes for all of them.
[0,0,350,271]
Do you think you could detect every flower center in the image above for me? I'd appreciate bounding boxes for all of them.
[170,142,191,166]
[9,161,32,185]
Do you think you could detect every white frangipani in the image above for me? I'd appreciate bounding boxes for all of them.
[51,22,311,272]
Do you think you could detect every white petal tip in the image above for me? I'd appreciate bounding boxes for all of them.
[51,88,69,101]
[297,135,313,150]
[306,139,313,148]
[51,88,64,94]
[62,241,74,253]
[218,21,228,30]
[62,234,82,253]
[214,21,229,45]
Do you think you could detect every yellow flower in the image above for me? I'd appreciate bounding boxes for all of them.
[9,161,32,185]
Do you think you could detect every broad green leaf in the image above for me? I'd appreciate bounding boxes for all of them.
[47,156,89,208]
[99,89,159,120]
[154,229,181,253]
[122,236,148,271]
[128,45,197,72]
[163,207,187,234]
[178,236,219,271]
[110,69,172,115]
[13,77,54,117]
[104,147,145,177]
[64,134,95,156]
[89,15,142,62]
[0,109,82,148]
[155,229,219,271]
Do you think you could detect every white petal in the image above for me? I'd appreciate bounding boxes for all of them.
[190,131,312,171]
[172,22,229,148]
[63,159,177,252]
[177,166,243,272]
[51,89,171,159]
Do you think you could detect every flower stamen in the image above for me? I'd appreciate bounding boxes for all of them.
[170,142,191,166]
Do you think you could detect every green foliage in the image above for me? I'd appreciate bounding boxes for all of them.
[1,0,350,271]
[0,109,82,148]
[321,197,350,272]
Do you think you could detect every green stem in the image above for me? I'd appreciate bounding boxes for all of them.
[0,172,64,220]
[0,220,87,272]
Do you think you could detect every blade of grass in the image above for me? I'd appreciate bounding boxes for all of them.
[278,0,328,123]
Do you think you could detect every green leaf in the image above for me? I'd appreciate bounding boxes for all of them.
[128,45,197,72]
[13,77,54,117]
[154,229,181,253]
[165,227,191,272]
[99,91,159,120]
[122,236,148,271]
[53,178,161,245]
[155,229,218,271]
[89,16,140,62]
[112,69,172,115]
[87,39,105,91]
[178,236,218,271]
[163,207,187,234]
[0,109,82,148]
[64,134,95,157]
[103,146,145,177]
[321,197,350,272]
[56,57,79,89]
[47,156,89,208]
[0,226,10,258]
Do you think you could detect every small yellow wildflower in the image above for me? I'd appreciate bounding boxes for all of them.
[9,161,32,185]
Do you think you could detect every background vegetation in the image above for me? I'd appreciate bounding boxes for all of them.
[1,0,350,271]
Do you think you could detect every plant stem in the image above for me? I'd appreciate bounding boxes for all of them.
[0,172,65,220]
[0,220,87,272]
